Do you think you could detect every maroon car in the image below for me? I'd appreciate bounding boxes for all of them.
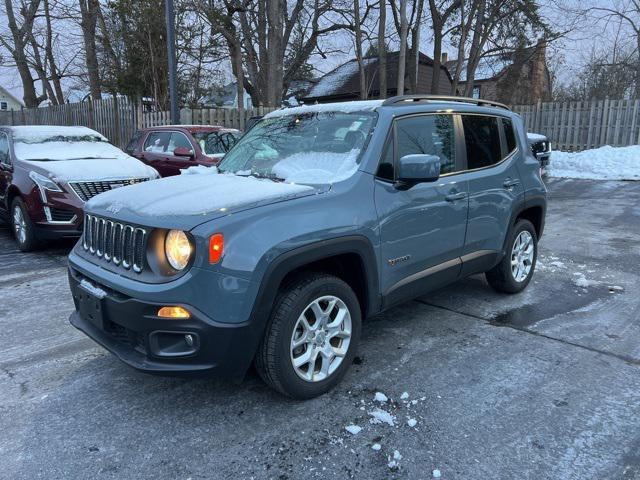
[125,125,241,177]
[0,126,158,251]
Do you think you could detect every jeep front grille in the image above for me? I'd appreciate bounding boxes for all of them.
[82,214,148,273]
[70,178,149,202]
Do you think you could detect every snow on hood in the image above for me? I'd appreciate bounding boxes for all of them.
[22,155,158,183]
[86,172,315,218]
[549,145,640,181]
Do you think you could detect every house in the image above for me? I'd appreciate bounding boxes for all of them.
[446,41,551,105]
[302,51,452,103]
[0,85,23,111]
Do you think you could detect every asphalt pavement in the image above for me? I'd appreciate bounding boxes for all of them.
[1,178,639,480]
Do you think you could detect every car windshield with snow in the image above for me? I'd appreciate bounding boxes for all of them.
[66,96,547,400]
[218,109,376,184]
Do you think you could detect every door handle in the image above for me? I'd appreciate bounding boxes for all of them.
[445,192,467,202]
[503,178,520,190]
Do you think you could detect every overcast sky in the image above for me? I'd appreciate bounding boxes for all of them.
[0,0,629,105]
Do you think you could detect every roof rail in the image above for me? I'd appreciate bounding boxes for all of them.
[381,95,510,111]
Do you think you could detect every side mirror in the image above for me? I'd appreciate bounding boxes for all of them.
[173,147,194,158]
[396,154,441,188]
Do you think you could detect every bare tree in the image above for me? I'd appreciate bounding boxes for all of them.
[354,0,367,99]
[449,0,478,94]
[428,0,461,93]
[79,0,102,100]
[1,0,45,107]
[397,0,408,94]
[378,0,387,98]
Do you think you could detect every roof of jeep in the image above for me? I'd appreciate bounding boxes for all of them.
[265,95,511,119]
[141,125,240,133]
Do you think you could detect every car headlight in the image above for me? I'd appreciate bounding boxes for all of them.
[29,171,62,201]
[165,230,193,270]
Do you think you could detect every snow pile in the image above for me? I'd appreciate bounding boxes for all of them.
[87,171,315,217]
[180,165,218,175]
[549,145,640,181]
[345,425,362,435]
[388,450,402,469]
[272,149,360,184]
[369,408,396,426]
[374,392,388,403]
[573,274,598,288]
[265,99,383,118]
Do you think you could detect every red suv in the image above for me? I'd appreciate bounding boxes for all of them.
[0,126,158,251]
[125,125,241,177]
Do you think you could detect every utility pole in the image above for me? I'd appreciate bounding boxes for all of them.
[165,0,179,124]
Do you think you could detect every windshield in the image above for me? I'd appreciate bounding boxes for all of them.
[218,111,376,184]
[14,134,121,162]
[194,131,240,156]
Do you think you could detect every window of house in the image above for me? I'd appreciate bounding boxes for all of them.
[144,131,171,153]
[502,118,517,154]
[395,115,457,175]
[472,86,481,99]
[462,115,502,169]
[0,102,8,111]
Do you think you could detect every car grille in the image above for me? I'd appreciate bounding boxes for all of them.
[49,207,76,222]
[70,178,149,202]
[82,214,148,273]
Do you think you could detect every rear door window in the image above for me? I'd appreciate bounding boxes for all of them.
[144,131,170,153]
[395,115,457,175]
[462,115,502,169]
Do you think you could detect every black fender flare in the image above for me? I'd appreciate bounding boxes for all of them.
[501,194,547,255]
[236,235,380,376]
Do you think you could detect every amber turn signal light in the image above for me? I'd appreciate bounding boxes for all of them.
[157,306,190,319]
[209,233,224,264]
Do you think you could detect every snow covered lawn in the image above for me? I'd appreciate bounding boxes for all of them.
[549,145,640,181]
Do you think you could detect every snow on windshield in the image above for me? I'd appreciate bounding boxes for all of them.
[272,149,360,184]
[219,109,376,184]
[12,126,107,143]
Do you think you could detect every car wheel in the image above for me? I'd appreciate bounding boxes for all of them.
[255,273,361,399]
[11,198,39,252]
[486,219,537,294]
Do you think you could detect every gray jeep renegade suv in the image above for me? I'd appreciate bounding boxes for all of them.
[68,95,546,399]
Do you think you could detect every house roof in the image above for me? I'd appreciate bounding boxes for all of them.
[304,51,452,101]
[446,47,538,83]
[0,85,24,106]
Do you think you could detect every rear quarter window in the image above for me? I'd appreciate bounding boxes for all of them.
[125,130,143,154]
[462,115,502,169]
[502,118,517,154]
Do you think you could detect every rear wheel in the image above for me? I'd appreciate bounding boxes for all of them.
[486,219,537,293]
[11,198,39,252]
[255,273,361,399]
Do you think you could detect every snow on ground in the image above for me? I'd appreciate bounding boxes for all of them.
[345,425,362,435]
[369,408,396,426]
[549,145,640,181]
[373,392,388,403]
[180,165,218,175]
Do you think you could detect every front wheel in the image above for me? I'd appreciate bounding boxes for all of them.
[255,273,361,399]
[11,198,39,252]
[486,219,537,293]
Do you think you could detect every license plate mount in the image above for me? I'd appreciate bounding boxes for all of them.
[78,286,105,330]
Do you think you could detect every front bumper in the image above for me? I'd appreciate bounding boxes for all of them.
[68,266,257,378]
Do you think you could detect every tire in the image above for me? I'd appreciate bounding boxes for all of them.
[11,198,39,252]
[486,219,537,294]
[255,273,362,399]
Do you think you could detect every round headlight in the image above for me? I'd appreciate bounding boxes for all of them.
[165,230,192,271]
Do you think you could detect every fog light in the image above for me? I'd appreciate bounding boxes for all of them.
[184,334,194,347]
[157,306,190,319]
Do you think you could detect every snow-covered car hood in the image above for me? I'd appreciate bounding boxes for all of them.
[22,156,158,183]
[85,173,324,230]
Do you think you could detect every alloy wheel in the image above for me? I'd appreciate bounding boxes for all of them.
[290,295,352,382]
[12,205,27,245]
[511,230,534,282]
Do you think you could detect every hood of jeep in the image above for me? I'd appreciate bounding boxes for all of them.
[85,173,323,230]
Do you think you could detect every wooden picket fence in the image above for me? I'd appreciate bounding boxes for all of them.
[0,97,275,149]
[512,99,640,151]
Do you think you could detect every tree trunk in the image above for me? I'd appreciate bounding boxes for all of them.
[410,0,424,93]
[79,0,102,100]
[354,0,367,99]
[43,0,64,104]
[464,0,486,97]
[378,0,387,98]
[266,0,284,107]
[397,0,408,95]
[431,27,443,94]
